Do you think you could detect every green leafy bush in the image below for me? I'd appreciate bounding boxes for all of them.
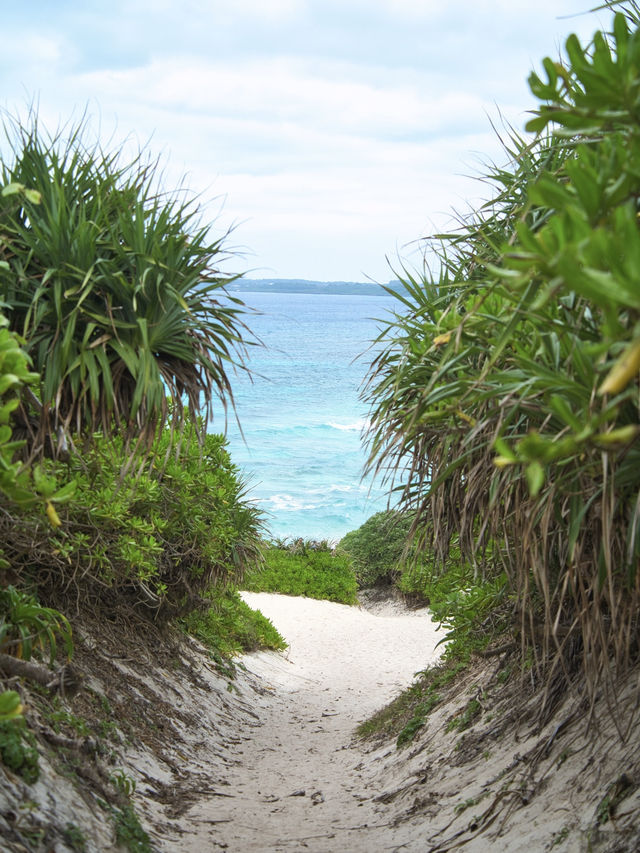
[2,417,263,620]
[0,316,76,542]
[244,540,357,604]
[0,312,74,530]
[338,510,508,658]
[399,558,508,660]
[0,315,39,509]
[338,511,413,588]
[0,690,23,722]
[0,585,73,663]
[112,803,151,853]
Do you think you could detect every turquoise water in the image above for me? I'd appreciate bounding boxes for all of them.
[208,291,396,543]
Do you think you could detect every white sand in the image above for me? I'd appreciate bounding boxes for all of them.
[4,592,634,850]
[240,591,444,719]
[115,592,637,852]
[175,592,444,852]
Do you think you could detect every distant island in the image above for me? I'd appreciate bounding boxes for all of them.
[227,278,404,296]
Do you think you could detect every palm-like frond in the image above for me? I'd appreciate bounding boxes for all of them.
[0,115,255,450]
[363,10,640,718]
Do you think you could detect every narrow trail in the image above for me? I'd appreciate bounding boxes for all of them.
[138,592,640,853]
[180,593,443,852]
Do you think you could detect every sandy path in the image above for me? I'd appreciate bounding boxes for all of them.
[182,593,443,852]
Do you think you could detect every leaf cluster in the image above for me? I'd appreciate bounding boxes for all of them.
[0,315,39,509]
[0,584,73,663]
[0,716,39,783]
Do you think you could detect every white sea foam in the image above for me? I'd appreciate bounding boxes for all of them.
[267,494,318,512]
[326,419,369,432]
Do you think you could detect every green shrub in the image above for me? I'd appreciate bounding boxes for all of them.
[0,314,39,510]
[0,585,73,663]
[339,510,508,659]
[184,588,286,656]
[63,823,87,853]
[112,803,151,853]
[337,511,414,588]
[244,540,357,604]
[399,555,508,660]
[1,416,263,621]
[0,690,23,722]
[0,717,39,783]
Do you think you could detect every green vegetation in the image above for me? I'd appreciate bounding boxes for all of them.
[0,585,73,663]
[0,690,23,722]
[358,657,467,744]
[0,115,278,825]
[361,5,640,716]
[0,115,254,451]
[243,539,358,604]
[184,587,286,656]
[0,312,39,509]
[0,417,263,627]
[446,697,482,733]
[112,802,152,853]
[2,4,639,843]
[0,115,266,637]
[0,302,71,756]
[337,510,413,587]
[340,511,508,661]
[0,716,39,783]
[395,690,441,748]
[400,562,508,660]
[63,823,87,853]
[105,773,151,853]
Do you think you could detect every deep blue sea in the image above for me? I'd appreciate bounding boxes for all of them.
[208,291,396,543]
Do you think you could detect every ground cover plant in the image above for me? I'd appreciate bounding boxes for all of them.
[362,1,640,724]
[183,587,286,656]
[243,538,358,605]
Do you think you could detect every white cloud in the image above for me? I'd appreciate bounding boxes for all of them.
[0,1,613,280]
[231,0,305,18]
[72,56,501,147]
[0,34,65,68]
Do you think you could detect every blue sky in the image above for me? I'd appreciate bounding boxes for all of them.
[2,1,606,282]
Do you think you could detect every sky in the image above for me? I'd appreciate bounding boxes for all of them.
[2,1,608,283]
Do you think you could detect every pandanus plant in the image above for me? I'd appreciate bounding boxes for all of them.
[363,6,640,719]
[0,114,254,455]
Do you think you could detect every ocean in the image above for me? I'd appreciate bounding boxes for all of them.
[208,290,397,543]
